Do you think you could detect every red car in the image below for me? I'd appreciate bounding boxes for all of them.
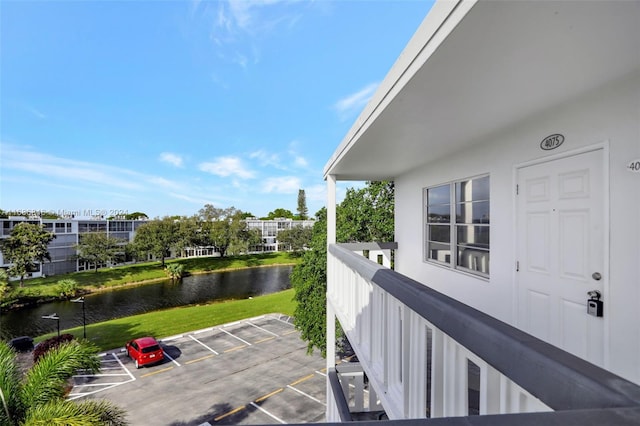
[125,337,164,368]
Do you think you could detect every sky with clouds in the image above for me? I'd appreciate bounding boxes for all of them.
[1,0,434,219]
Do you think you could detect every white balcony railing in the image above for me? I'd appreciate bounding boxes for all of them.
[325,243,640,425]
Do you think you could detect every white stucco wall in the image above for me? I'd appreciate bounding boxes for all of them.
[394,71,640,383]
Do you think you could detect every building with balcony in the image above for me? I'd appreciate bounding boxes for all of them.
[0,216,315,278]
[323,1,640,424]
[246,217,315,253]
[0,216,147,277]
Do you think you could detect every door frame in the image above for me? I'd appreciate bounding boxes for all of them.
[512,140,610,367]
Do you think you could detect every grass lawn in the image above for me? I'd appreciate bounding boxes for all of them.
[9,252,299,306]
[36,288,298,352]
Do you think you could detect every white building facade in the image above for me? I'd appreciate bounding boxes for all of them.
[0,216,315,278]
[245,217,315,253]
[0,216,147,277]
[324,1,640,424]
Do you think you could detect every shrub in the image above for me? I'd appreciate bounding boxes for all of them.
[165,263,184,280]
[33,333,75,363]
[56,279,79,298]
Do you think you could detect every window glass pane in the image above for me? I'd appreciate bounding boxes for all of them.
[428,225,450,243]
[456,201,490,224]
[427,204,451,223]
[457,246,489,274]
[457,225,490,246]
[456,176,489,202]
[428,242,451,264]
[427,185,450,205]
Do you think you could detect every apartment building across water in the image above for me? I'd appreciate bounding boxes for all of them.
[0,216,314,279]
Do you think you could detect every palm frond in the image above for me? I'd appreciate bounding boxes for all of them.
[0,341,24,425]
[21,399,128,426]
[74,400,128,426]
[21,400,100,426]
[21,341,100,408]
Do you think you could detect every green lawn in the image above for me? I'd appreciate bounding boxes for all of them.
[37,288,298,351]
[9,252,298,305]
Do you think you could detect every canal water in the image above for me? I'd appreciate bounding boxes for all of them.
[0,265,293,340]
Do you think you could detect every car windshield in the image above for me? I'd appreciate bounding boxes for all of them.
[141,344,161,353]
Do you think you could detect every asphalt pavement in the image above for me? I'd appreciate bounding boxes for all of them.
[69,314,327,426]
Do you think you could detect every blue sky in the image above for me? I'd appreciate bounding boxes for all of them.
[1,0,434,219]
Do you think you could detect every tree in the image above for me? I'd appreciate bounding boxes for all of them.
[0,269,9,307]
[124,212,148,220]
[337,181,394,243]
[76,233,123,273]
[297,189,308,220]
[277,225,312,254]
[291,209,329,355]
[291,181,394,356]
[0,339,127,425]
[132,218,178,267]
[264,208,294,220]
[198,205,254,257]
[174,216,200,257]
[0,223,55,287]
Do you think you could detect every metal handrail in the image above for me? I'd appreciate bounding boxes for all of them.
[328,367,353,422]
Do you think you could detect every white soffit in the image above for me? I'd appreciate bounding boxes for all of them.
[324,0,640,181]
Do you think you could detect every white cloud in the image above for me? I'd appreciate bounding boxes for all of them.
[169,192,217,206]
[334,82,379,121]
[262,176,302,194]
[250,149,283,168]
[1,144,184,193]
[199,156,255,179]
[202,0,306,69]
[159,152,184,167]
[306,184,326,202]
[286,140,308,168]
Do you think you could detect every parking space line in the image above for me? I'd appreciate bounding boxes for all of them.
[247,321,279,337]
[286,385,325,406]
[224,345,246,353]
[162,350,181,366]
[220,328,252,346]
[249,402,285,424]
[141,366,173,378]
[289,373,315,386]
[255,388,283,403]
[112,352,135,381]
[274,315,294,325]
[189,334,220,355]
[254,336,275,344]
[73,373,131,378]
[213,405,246,421]
[282,329,297,336]
[315,370,327,377]
[73,381,131,387]
[185,354,215,365]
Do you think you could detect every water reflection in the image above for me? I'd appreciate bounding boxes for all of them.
[0,266,292,340]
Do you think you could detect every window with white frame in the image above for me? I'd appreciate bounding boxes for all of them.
[424,175,490,276]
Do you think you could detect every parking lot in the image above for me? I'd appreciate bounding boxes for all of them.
[69,314,328,425]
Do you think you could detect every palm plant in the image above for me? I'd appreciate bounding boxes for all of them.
[0,339,127,426]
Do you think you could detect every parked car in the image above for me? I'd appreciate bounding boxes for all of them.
[125,337,164,368]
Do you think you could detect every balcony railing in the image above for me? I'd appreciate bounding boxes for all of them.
[325,242,640,425]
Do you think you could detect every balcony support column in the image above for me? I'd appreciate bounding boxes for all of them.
[326,174,337,420]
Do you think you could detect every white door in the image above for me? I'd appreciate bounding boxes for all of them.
[516,149,605,366]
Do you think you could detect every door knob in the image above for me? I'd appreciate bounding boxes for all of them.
[592,272,602,281]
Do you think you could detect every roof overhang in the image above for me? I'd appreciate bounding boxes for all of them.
[324,0,640,181]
